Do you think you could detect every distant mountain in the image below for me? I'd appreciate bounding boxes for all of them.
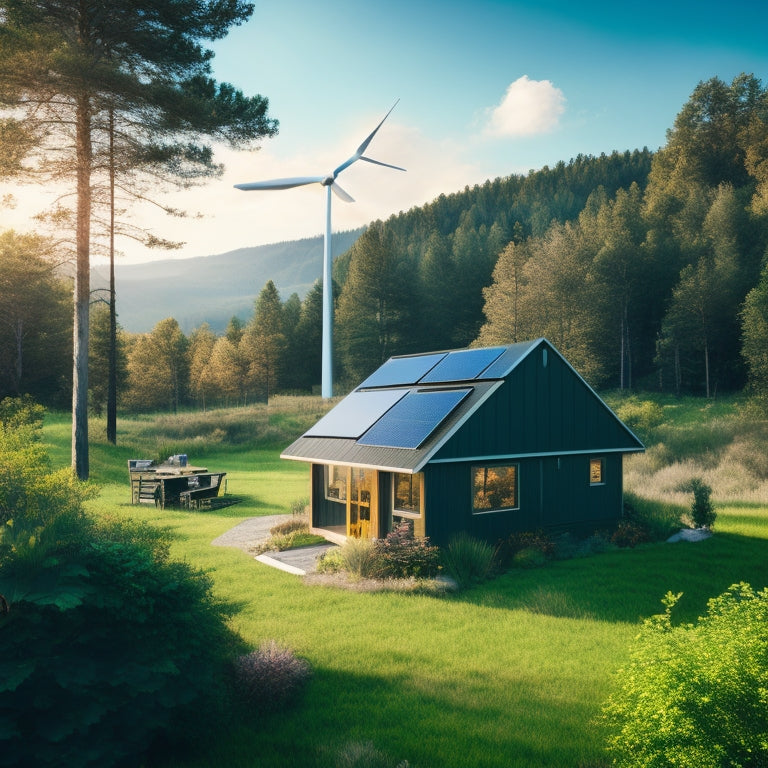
[91,229,363,333]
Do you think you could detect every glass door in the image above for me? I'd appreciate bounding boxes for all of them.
[347,468,377,538]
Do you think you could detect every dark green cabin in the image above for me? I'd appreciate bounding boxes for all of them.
[281,339,644,547]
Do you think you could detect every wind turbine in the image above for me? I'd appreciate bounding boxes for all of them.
[235,102,405,398]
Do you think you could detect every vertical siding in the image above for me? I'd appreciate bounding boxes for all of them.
[433,340,640,459]
[425,448,625,545]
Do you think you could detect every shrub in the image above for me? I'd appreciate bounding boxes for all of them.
[686,477,716,529]
[615,398,665,441]
[339,537,381,580]
[232,640,311,712]
[621,493,682,542]
[441,533,496,588]
[290,497,310,516]
[497,529,555,567]
[331,740,410,768]
[512,547,547,568]
[316,547,345,574]
[0,401,243,768]
[602,584,768,768]
[372,521,441,579]
[270,516,310,537]
[610,519,651,548]
[269,531,327,551]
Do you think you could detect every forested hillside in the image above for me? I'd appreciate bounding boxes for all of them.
[4,73,768,410]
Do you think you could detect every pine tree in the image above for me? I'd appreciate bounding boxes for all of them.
[0,0,277,477]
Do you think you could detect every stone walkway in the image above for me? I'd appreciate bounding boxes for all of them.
[211,514,336,576]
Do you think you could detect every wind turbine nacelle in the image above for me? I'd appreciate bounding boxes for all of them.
[321,175,335,186]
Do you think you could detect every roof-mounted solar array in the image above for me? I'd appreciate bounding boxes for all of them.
[358,352,447,389]
[357,388,471,449]
[304,389,407,439]
[418,346,506,383]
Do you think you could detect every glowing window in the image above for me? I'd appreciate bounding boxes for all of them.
[472,464,519,513]
[393,472,422,517]
[589,458,604,485]
[325,464,348,501]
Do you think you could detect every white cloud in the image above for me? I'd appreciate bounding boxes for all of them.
[484,76,566,138]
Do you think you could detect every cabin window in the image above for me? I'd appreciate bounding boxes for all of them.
[472,463,519,513]
[393,472,423,518]
[589,458,605,485]
[325,464,348,501]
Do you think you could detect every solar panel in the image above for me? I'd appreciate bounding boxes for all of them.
[305,389,407,439]
[358,352,447,389]
[357,388,472,448]
[418,347,506,383]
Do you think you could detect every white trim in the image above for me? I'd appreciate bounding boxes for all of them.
[254,554,306,576]
[430,446,642,465]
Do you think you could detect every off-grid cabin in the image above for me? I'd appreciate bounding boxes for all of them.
[281,338,644,547]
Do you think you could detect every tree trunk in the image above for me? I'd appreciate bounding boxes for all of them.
[13,318,22,392]
[72,93,92,480]
[107,109,117,444]
[704,338,711,399]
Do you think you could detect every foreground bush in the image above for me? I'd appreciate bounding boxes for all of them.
[233,640,312,712]
[0,399,243,768]
[602,583,768,768]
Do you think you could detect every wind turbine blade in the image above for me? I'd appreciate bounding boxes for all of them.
[234,176,324,191]
[332,99,400,177]
[359,156,406,172]
[331,182,355,203]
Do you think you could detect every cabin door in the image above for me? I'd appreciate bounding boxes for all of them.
[347,468,378,539]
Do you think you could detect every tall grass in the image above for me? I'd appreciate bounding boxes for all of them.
[607,393,768,505]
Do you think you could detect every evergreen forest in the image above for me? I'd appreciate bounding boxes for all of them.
[5,73,768,411]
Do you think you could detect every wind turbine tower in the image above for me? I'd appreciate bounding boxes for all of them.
[235,102,405,398]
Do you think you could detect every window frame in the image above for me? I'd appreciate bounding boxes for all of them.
[471,462,520,515]
[589,457,605,486]
[392,472,423,519]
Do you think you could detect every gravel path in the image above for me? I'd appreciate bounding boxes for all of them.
[211,514,336,575]
[211,514,291,551]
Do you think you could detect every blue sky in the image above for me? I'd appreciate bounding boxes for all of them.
[4,0,768,263]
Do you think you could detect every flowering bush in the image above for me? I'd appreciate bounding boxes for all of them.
[232,640,312,712]
[372,521,441,579]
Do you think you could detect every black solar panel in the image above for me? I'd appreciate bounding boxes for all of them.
[358,352,447,389]
[357,388,472,448]
[305,389,407,438]
[418,347,506,383]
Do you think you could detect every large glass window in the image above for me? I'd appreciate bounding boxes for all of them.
[393,472,422,517]
[589,457,604,485]
[472,463,519,513]
[325,464,347,501]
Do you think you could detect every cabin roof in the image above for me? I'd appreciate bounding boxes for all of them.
[281,338,643,473]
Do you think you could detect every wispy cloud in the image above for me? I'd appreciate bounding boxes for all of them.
[483,76,566,138]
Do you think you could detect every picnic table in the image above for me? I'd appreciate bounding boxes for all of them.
[128,459,227,509]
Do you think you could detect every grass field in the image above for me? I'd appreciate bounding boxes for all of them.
[42,395,768,768]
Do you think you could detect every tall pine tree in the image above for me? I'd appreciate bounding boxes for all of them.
[0,0,277,477]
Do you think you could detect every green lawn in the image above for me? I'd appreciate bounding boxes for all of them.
[43,406,768,768]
